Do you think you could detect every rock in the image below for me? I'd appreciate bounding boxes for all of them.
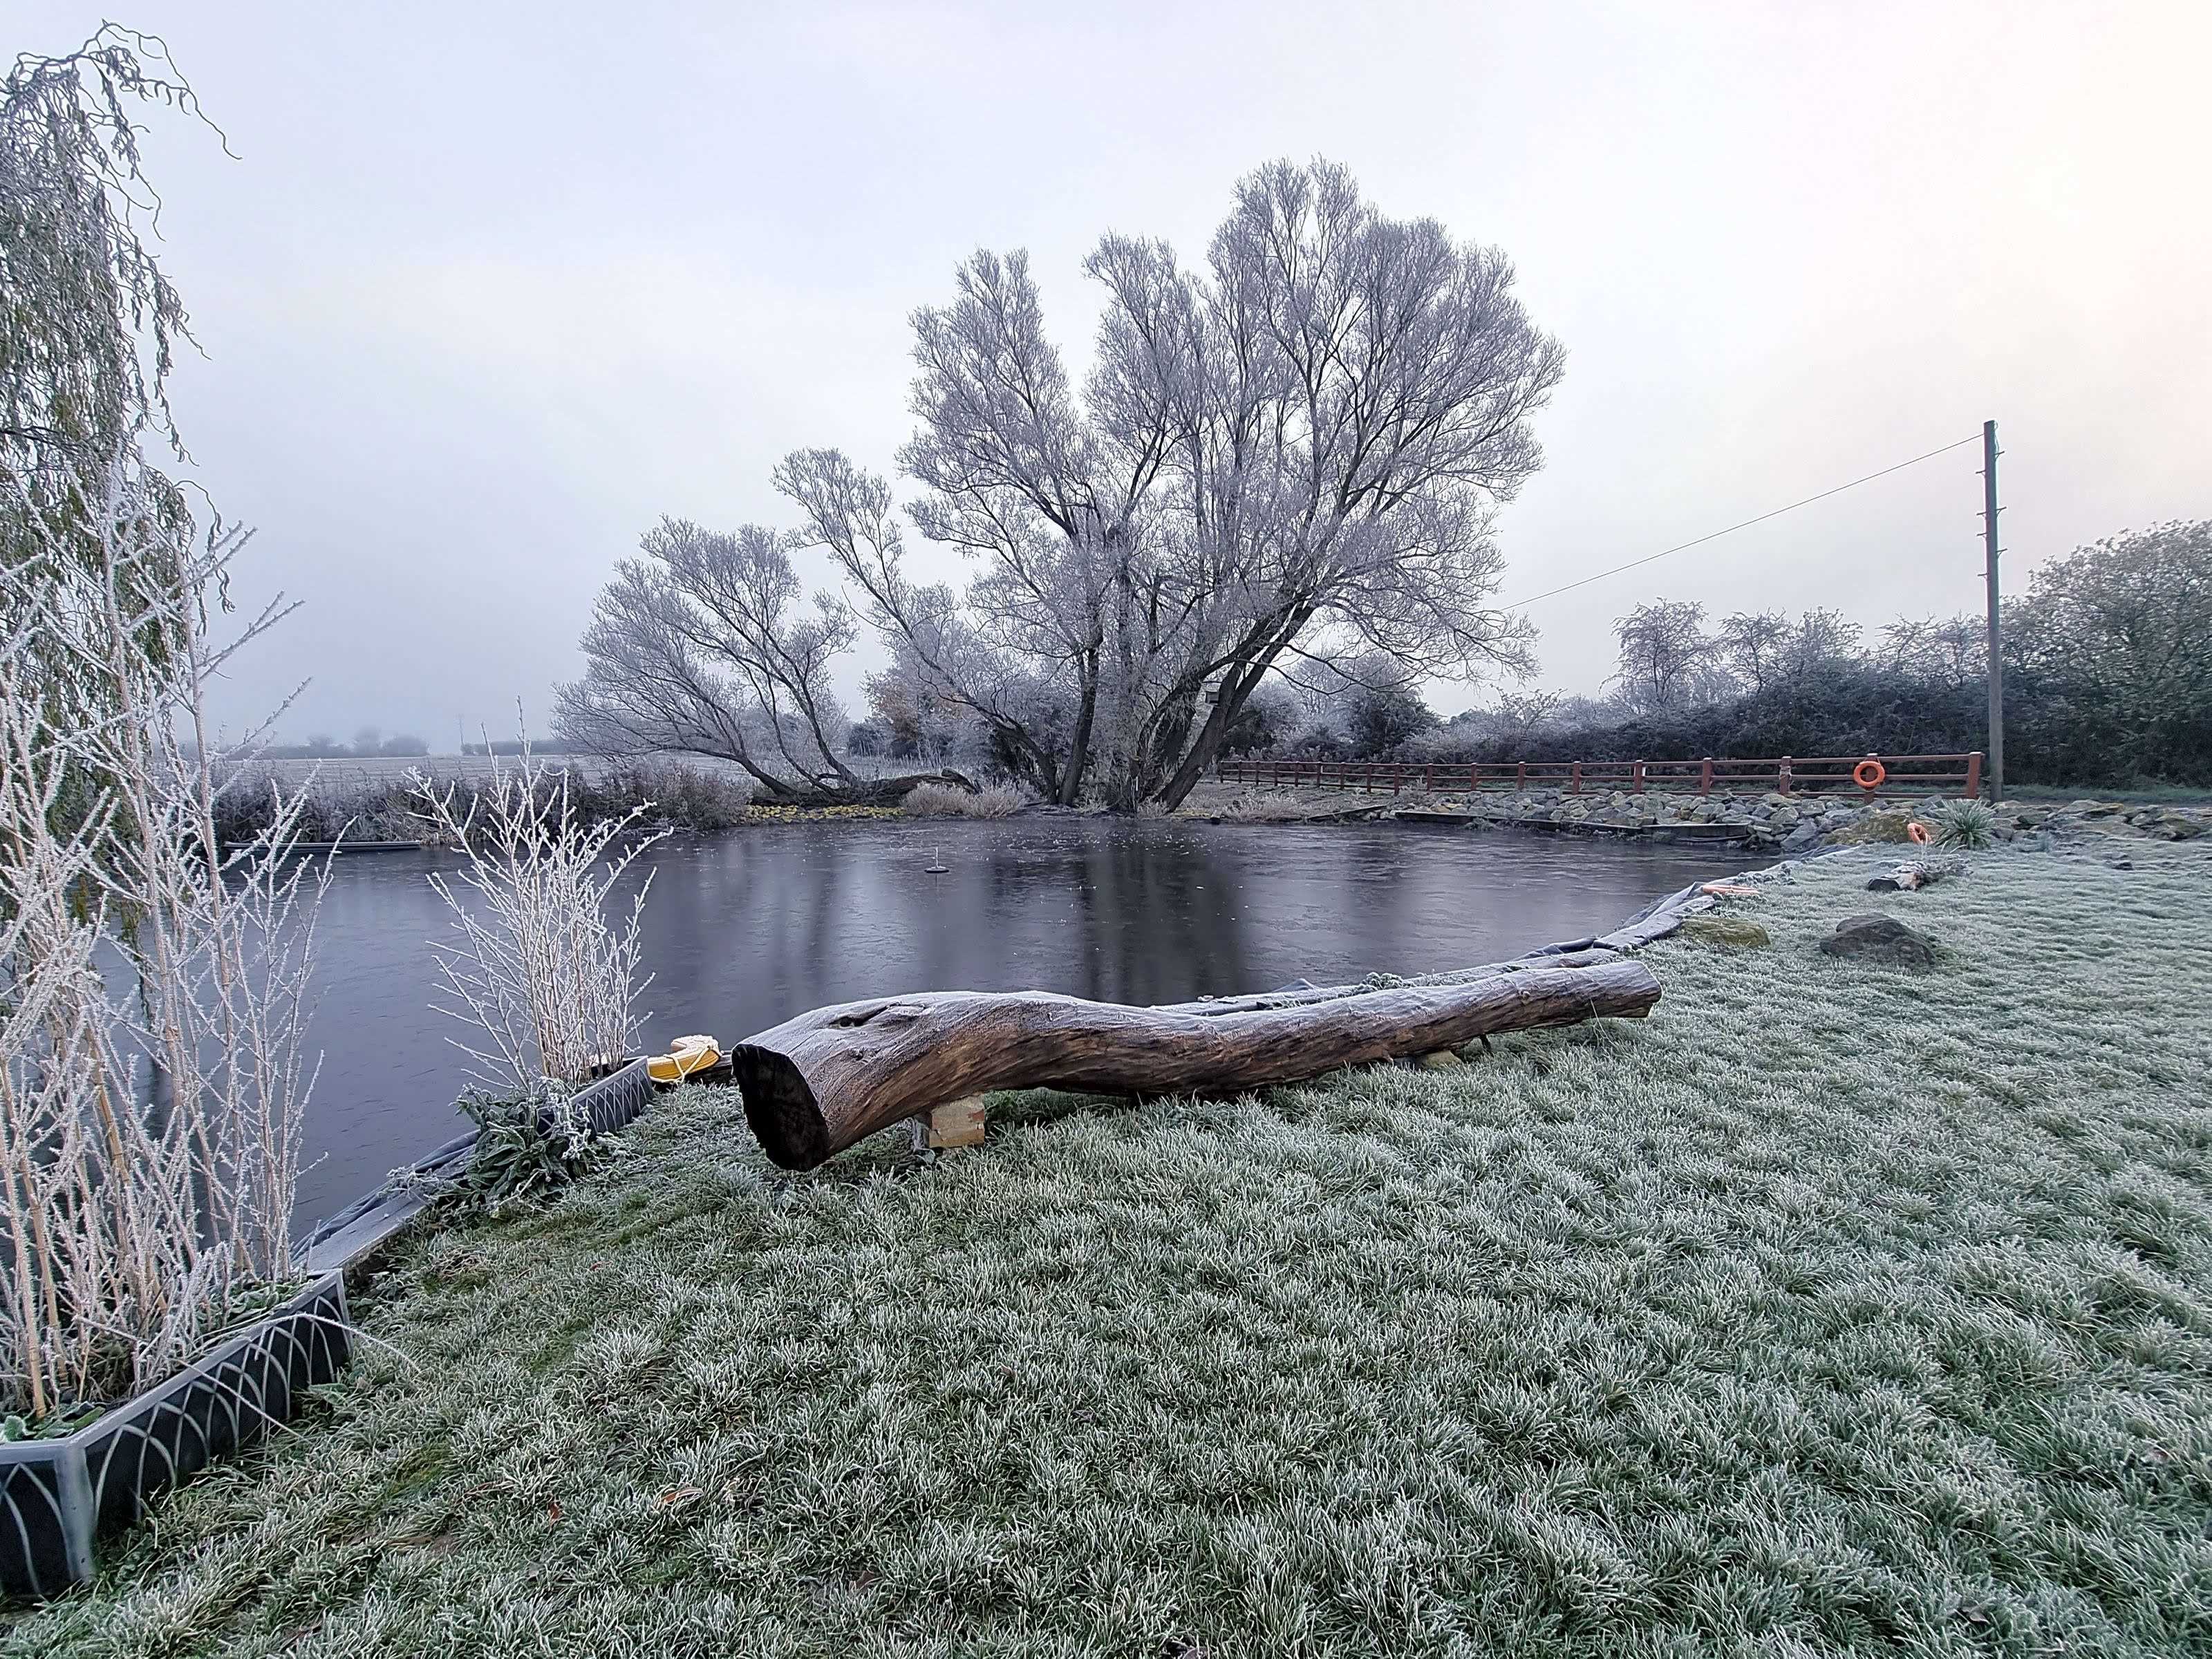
[1781,820,1821,853]
[1770,804,1801,830]
[1682,915,1770,948]
[1817,914,1938,968]
[1830,809,1918,845]
[2144,812,2206,842]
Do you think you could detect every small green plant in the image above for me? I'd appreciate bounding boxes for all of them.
[1928,796,1997,850]
[449,1081,614,1215]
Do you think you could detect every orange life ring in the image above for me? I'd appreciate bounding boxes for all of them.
[1907,821,1932,845]
[1853,758,1888,789]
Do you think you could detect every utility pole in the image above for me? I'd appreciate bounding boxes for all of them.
[1981,419,2003,803]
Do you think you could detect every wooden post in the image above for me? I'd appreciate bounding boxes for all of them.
[1779,756,1793,795]
[1860,753,1881,798]
[1516,760,1527,792]
[1632,759,1646,795]
[909,1095,988,1152]
[1965,751,1983,800]
[1700,757,1714,796]
[1571,760,1582,794]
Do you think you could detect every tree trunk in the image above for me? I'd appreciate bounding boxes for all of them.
[1150,612,1309,812]
[1057,652,1100,807]
[730,953,1661,1169]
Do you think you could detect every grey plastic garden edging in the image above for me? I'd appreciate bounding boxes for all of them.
[0,1271,351,1600]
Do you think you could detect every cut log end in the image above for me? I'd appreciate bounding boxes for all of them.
[730,1044,831,1170]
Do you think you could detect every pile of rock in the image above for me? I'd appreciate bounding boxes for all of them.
[1416,786,1905,852]
[2008,800,2209,843]
[1401,787,2211,854]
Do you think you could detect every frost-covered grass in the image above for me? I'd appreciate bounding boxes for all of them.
[13,843,2212,1656]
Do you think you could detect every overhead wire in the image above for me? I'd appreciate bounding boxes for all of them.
[1499,433,1984,610]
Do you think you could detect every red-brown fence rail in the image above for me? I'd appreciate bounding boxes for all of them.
[1215,751,1983,800]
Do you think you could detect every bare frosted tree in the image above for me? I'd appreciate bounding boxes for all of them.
[778,158,1561,809]
[1492,688,1566,733]
[1882,613,1986,688]
[1786,607,1864,682]
[1610,600,1726,713]
[2012,520,2212,770]
[863,644,966,762]
[1716,610,1790,695]
[772,445,1092,801]
[555,518,858,799]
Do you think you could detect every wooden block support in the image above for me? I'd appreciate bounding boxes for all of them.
[909,1095,988,1152]
[1416,1049,1465,1070]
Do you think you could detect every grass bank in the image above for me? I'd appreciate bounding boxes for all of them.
[13,844,2211,1656]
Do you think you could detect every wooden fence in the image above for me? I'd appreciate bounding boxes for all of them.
[1215,751,1983,800]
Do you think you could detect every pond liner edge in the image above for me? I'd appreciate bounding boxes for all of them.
[0,1272,351,1600]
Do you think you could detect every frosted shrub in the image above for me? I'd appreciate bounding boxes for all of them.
[902,781,1027,818]
[1217,791,1315,823]
[412,748,668,1089]
[1,490,324,1418]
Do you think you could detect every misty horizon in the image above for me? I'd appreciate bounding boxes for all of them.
[21,0,2210,747]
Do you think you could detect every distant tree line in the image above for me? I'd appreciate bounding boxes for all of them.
[261,726,431,760]
[458,739,585,756]
[1257,521,2211,787]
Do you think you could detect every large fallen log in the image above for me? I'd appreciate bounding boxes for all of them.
[730,955,1662,1170]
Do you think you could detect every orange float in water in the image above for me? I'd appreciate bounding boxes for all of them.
[1853,758,1888,789]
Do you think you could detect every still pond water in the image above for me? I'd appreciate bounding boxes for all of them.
[296,818,1747,1224]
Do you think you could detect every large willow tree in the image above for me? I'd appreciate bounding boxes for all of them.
[567,160,1561,810]
[782,159,1563,809]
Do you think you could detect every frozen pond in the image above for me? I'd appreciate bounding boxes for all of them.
[294,817,1748,1223]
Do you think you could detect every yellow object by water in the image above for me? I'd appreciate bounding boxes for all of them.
[647,1034,721,1083]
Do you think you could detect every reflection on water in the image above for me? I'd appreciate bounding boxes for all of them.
[296,818,1747,1223]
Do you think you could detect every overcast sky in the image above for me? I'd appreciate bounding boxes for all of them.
[24,0,2211,747]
